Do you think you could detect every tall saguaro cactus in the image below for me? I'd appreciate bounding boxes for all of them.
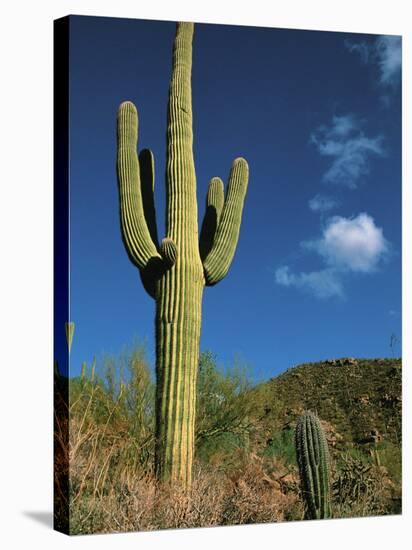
[116,22,249,488]
[295,412,332,519]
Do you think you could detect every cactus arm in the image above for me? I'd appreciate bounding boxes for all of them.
[199,177,224,260]
[160,237,178,268]
[117,101,161,270]
[139,238,178,299]
[139,260,162,299]
[139,148,159,248]
[318,419,332,517]
[202,158,249,285]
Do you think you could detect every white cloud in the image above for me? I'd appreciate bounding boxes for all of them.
[305,213,388,272]
[326,114,358,138]
[275,266,343,299]
[310,115,384,188]
[376,36,402,86]
[308,194,339,213]
[345,40,370,63]
[345,35,401,89]
[275,214,389,299]
[322,136,384,187]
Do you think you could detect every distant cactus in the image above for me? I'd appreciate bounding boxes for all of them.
[295,412,332,519]
[65,321,75,353]
[55,321,75,378]
[116,22,249,488]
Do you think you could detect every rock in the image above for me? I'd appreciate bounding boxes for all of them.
[324,357,359,367]
[323,420,343,447]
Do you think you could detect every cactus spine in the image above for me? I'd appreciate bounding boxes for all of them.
[116,22,249,488]
[295,412,332,519]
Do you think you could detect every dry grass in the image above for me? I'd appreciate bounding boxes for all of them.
[62,351,301,534]
[68,412,302,534]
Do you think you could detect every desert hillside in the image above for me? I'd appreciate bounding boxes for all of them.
[257,357,401,449]
[55,350,402,534]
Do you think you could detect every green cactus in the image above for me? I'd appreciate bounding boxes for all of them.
[116,22,249,488]
[65,321,75,354]
[295,412,332,519]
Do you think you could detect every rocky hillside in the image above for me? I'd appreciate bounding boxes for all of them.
[256,358,402,450]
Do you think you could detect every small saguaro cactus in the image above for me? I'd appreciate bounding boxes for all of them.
[116,22,249,488]
[295,411,332,519]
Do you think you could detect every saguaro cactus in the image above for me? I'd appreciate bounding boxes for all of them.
[295,412,332,519]
[116,22,249,488]
[65,321,75,353]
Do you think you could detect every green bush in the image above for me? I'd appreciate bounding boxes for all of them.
[195,352,256,464]
[263,428,296,466]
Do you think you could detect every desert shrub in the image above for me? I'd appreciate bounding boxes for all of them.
[220,454,302,525]
[70,344,155,462]
[69,457,301,534]
[68,344,157,529]
[374,441,402,486]
[332,453,398,517]
[262,427,296,466]
[67,346,305,533]
[195,352,258,464]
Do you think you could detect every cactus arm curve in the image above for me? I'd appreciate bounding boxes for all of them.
[160,237,178,268]
[139,238,177,300]
[202,157,249,285]
[139,148,159,248]
[199,177,224,261]
[117,101,161,270]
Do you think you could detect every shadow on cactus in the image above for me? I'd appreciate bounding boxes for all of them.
[116,22,249,489]
[295,411,332,519]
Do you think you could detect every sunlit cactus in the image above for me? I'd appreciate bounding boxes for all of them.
[295,411,332,519]
[65,321,75,354]
[116,22,249,488]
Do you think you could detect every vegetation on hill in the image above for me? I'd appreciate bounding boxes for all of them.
[56,344,401,534]
[260,358,401,446]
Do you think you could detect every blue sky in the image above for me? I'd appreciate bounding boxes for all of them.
[66,16,401,381]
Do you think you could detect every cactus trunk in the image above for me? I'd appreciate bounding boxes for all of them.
[295,412,332,519]
[116,22,249,489]
[156,22,204,486]
[155,283,203,485]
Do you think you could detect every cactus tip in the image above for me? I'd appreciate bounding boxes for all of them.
[119,100,137,113]
[233,156,248,167]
